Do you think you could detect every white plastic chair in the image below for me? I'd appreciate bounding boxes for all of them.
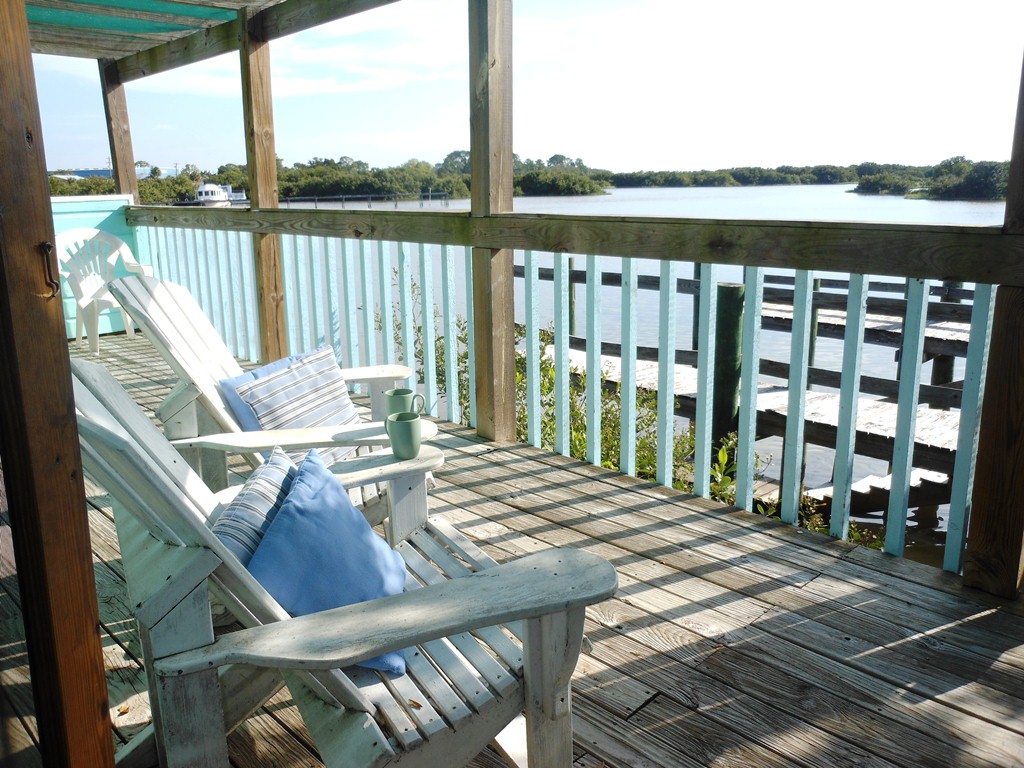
[55,227,152,354]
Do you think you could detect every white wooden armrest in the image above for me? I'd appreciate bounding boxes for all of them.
[156,549,617,676]
[170,420,438,453]
[339,364,412,384]
[329,445,444,488]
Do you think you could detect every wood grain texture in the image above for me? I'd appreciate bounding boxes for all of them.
[0,4,114,765]
[114,19,242,83]
[471,247,515,441]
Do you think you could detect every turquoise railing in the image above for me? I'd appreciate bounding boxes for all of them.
[134,225,478,426]
[128,219,988,573]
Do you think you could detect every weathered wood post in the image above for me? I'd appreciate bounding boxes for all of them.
[241,9,287,363]
[0,4,114,764]
[963,51,1024,597]
[469,0,516,442]
[98,59,139,204]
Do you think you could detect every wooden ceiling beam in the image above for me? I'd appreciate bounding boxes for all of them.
[29,25,168,59]
[115,17,241,80]
[112,0,398,83]
[254,0,398,40]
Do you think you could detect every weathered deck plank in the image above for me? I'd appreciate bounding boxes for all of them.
[428,447,1024,766]
[1,334,1023,767]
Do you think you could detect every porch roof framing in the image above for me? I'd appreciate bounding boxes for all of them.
[27,0,398,79]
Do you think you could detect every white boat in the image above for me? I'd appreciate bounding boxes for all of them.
[195,183,231,207]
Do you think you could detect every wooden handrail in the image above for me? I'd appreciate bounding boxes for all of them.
[124,205,1024,288]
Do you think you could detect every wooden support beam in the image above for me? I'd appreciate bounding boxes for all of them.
[115,19,242,83]
[240,11,286,363]
[963,50,1024,598]
[112,0,400,84]
[0,4,114,766]
[468,0,514,441]
[98,59,139,204]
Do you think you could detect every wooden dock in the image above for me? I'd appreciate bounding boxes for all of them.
[3,335,1023,767]
[760,300,971,359]
[565,347,961,474]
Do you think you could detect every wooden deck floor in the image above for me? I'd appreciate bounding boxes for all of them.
[4,334,1024,767]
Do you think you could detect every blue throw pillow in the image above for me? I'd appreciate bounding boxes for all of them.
[246,449,408,675]
[231,346,361,468]
[210,447,297,566]
[219,352,311,432]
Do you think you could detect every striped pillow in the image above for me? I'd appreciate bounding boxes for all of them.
[234,346,360,467]
[210,447,297,566]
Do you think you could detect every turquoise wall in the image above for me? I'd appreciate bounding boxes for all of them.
[51,194,140,340]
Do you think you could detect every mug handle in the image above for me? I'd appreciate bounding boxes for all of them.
[413,393,425,413]
[384,418,393,440]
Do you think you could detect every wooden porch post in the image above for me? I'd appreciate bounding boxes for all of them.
[0,4,114,766]
[469,0,515,441]
[963,51,1024,598]
[98,59,139,203]
[240,11,287,362]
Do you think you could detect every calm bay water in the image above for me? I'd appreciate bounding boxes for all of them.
[407,182,1005,224]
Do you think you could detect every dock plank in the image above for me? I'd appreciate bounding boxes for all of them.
[564,346,960,472]
[760,301,971,358]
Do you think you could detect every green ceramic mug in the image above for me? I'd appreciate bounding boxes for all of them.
[385,387,425,417]
[385,412,421,460]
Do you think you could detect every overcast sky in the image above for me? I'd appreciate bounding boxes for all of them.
[31,0,1024,174]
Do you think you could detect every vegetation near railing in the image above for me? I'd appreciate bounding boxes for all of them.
[128,204,1003,573]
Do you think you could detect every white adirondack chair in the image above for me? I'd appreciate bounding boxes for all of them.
[55,228,152,354]
[107,274,427,493]
[71,358,617,768]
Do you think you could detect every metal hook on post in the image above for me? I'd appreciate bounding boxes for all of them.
[39,241,60,298]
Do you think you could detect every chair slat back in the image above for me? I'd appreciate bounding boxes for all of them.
[56,227,129,277]
[56,228,132,299]
[109,275,246,433]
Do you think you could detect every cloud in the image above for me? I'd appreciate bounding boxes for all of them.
[270,0,464,96]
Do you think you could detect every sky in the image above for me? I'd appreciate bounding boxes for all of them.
[31,0,1024,175]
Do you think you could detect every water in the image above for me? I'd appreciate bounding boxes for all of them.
[357,183,1005,225]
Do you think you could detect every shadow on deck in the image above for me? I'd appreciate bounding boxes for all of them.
[2,334,1023,767]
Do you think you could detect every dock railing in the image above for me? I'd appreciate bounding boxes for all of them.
[121,204,1022,577]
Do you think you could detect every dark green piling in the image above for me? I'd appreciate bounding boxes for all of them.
[713,282,745,442]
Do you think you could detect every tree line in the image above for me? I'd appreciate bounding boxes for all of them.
[47,152,1009,203]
